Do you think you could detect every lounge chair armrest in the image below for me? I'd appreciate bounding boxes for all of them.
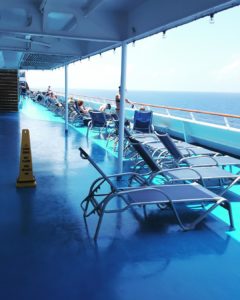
[154,149,169,158]
[107,172,148,185]
[79,147,89,160]
[148,167,203,184]
[142,140,162,146]
[179,155,218,165]
[148,171,169,184]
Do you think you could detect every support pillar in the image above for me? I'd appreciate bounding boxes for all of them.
[117,42,127,173]
[65,65,69,133]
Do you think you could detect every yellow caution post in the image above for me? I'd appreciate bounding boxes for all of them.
[16,129,36,188]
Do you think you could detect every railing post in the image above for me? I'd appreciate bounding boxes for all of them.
[118,42,127,173]
[224,117,230,128]
[182,121,194,143]
[166,109,170,116]
[190,112,195,121]
[65,64,69,133]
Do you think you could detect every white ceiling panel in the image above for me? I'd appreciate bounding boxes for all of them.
[0,0,239,69]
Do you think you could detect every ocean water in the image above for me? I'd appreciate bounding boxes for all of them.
[57,88,240,127]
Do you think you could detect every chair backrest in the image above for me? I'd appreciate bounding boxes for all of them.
[128,136,161,172]
[110,113,119,121]
[79,147,117,191]
[155,132,184,161]
[109,113,119,129]
[73,100,80,113]
[89,111,107,127]
[124,127,132,138]
[133,110,153,133]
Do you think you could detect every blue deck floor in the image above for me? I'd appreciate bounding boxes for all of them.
[1,99,240,300]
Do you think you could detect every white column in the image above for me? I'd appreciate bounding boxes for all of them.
[117,42,127,173]
[65,65,69,132]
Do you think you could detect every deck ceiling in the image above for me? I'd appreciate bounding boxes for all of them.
[0,0,239,70]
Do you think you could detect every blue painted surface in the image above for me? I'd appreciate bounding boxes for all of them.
[1,99,240,300]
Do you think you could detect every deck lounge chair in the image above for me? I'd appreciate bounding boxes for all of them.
[125,129,217,159]
[124,128,203,150]
[127,136,240,195]
[87,111,108,136]
[79,147,234,240]
[155,132,240,168]
[79,147,149,212]
[133,110,154,133]
[123,127,165,159]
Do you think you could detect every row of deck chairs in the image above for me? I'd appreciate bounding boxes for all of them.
[32,92,91,127]
[79,127,240,239]
[126,131,240,192]
[34,94,239,239]
[126,130,240,171]
[86,110,155,151]
[32,91,155,140]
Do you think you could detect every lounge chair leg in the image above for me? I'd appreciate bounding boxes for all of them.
[219,176,240,197]
[188,198,233,230]
[143,205,147,218]
[83,200,90,217]
[169,202,190,231]
[93,197,114,240]
[169,198,233,231]
[94,211,105,241]
[87,127,89,137]
[220,201,235,229]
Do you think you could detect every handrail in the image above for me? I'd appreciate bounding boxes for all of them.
[131,101,240,119]
[55,91,240,120]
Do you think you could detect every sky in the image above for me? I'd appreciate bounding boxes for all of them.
[26,6,240,93]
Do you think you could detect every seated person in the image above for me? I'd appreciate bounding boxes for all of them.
[48,92,62,107]
[68,96,74,103]
[19,81,28,96]
[35,91,44,102]
[68,97,76,112]
[46,85,52,96]
[77,99,92,114]
[99,103,111,112]
[98,103,113,121]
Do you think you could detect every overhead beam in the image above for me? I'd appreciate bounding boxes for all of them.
[0,45,83,57]
[39,0,48,32]
[0,29,119,43]
[82,0,105,17]
[62,17,77,32]
[1,35,51,48]
[39,0,48,13]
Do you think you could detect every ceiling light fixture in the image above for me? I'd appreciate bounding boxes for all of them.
[209,13,215,24]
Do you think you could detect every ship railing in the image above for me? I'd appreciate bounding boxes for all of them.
[132,101,240,129]
[55,92,240,130]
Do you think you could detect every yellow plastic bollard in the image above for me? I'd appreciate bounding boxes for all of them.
[16,129,36,188]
